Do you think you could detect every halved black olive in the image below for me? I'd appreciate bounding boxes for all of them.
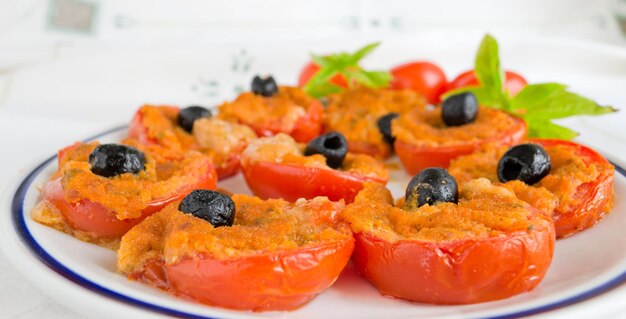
[304,132,348,169]
[442,92,478,126]
[497,143,551,185]
[89,144,146,177]
[405,167,458,208]
[179,190,235,227]
[177,106,212,133]
[251,75,278,97]
[377,112,399,146]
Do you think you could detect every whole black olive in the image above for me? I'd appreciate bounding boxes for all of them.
[177,106,212,133]
[251,75,278,97]
[89,144,146,177]
[179,190,235,227]
[304,132,348,169]
[405,167,458,208]
[377,112,399,146]
[497,143,551,185]
[442,92,478,126]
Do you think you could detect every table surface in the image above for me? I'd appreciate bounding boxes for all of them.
[3,1,626,318]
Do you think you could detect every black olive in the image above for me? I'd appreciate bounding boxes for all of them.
[304,132,348,169]
[89,144,146,177]
[442,92,478,126]
[177,106,212,133]
[497,143,551,185]
[251,75,278,97]
[377,112,399,146]
[179,190,235,227]
[405,167,458,208]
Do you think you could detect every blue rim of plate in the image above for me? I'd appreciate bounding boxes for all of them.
[10,125,626,319]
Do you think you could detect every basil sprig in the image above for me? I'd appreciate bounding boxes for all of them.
[303,43,392,98]
[444,34,616,139]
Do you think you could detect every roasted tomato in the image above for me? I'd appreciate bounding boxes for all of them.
[447,69,527,96]
[118,193,354,311]
[393,107,527,174]
[297,61,348,88]
[218,86,323,143]
[324,87,427,159]
[240,134,388,203]
[342,181,555,304]
[449,139,615,238]
[32,142,217,245]
[128,105,256,179]
[390,61,448,105]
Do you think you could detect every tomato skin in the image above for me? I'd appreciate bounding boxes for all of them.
[390,61,449,105]
[395,116,527,175]
[447,70,527,96]
[289,99,324,143]
[42,161,217,239]
[352,208,555,304]
[297,62,348,88]
[529,139,615,238]
[160,237,354,311]
[241,161,387,203]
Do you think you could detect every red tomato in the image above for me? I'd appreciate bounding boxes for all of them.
[289,99,324,143]
[241,161,388,203]
[239,99,324,143]
[529,139,615,238]
[128,107,244,179]
[164,238,353,311]
[447,70,527,96]
[395,116,527,175]
[128,202,354,311]
[390,61,448,105]
[352,207,555,304]
[42,157,217,239]
[297,62,348,88]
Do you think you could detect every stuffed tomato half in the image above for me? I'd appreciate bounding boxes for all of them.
[32,141,217,247]
[240,132,388,203]
[393,92,527,175]
[449,139,615,238]
[218,76,323,143]
[129,105,256,179]
[341,172,554,304]
[118,190,354,311]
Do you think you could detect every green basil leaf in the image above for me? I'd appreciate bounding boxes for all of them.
[311,55,332,68]
[524,90,616,119]
[525,118,579,139]
[348,42,381,65]
[475,34,504,93]
[303,67,341,97]
[305,81,343,98]
[510,83,567,110]
[361,70,392,87]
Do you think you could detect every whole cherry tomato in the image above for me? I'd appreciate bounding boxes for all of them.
[447,69,527,96]
[390,61,448,105]
[297,62,348,88]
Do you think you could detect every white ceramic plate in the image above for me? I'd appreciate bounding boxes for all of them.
[1,124,625,319]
